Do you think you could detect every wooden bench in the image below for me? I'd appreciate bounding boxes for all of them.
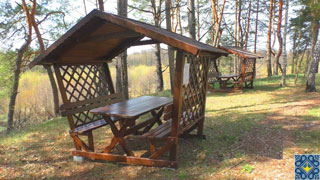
[208,69,221,90]
[60,93,124,151]
[244,72,254,88]
[142,103,173,139]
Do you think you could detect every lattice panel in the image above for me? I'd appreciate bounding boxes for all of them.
[244,58,255,81]
[180,54,210,133]
[208,60,219,84]
[56,64,113,127]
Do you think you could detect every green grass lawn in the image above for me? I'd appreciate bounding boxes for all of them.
[0,74,320,179]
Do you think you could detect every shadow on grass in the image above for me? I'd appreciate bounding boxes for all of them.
[2,111,320,179]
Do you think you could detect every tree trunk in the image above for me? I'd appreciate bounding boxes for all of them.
[281,0,289,86]
[275,0,283,78]
[271,2,277,75]
[211,0,226,47]
[117,0,128,99]
[254,0,259,53]
[244,0,251,49]
[151,0,164,92]
[178,2,183,34]
[304,52,311,78]
[120,51,128,99]
[295,41,310,85]
[83,0,88,15]
[7,0,33,132]
[98,0,104,11]
[188,0,196,39]
[306,6,319,92]
[291,33,297,74]
[196,0,200,40]
[234,0,238,74]
[266,0,273,77]
[166,0,175,95]
[116,58,122,93]
[45,66,60,115]
[155,43,164,91]
[29,0,60,116]
[294,30,303,74]
[7,41,30,132]
[238,0,243,47]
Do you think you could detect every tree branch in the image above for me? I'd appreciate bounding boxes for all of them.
[37,11,66,25]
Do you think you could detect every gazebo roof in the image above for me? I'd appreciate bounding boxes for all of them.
[29,9,228,68]
[218,46,264,59]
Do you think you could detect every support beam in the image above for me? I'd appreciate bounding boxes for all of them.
[72,150,177,168]
[102,36,144,61]
[131,39,159,46]
[170,50,185,161]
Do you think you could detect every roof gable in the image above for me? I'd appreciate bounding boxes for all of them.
[219,46,264,59]
[29,9,228,67]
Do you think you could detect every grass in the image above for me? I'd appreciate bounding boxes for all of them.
[0,74,320,179]
[240,164,254,173]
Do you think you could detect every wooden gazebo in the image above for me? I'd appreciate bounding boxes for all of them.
[208,46,263,90]
[29,9,228,168]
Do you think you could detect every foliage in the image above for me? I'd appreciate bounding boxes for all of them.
[241,164,254,173]
[0,0,75,51]
[0,51,15,96]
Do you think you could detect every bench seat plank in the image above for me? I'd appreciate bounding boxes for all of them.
[142,121,172,139]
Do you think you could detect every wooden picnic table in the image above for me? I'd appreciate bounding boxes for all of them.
[90,96,173,156]
[218,74,240,88]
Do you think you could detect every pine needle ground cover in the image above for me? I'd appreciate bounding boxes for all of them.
[0,75,319,179]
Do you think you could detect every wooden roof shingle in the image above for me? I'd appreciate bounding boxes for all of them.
[218,46,264,59]
[29,9,228,67]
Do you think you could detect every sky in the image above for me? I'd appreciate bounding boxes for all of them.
[2,0,304,54]
[59,0,303,54]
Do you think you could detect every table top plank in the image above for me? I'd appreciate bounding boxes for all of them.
[219,74,239,78]
[90,96,173,118]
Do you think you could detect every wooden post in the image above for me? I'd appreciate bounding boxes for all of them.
[169,50,185,162]
[53,65,75,129]
[253,58,257,79]
[197,55,210,136]
[53,64,81,150]
[240,58,246,89]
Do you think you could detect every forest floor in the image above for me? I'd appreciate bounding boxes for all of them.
[0,74,320,180]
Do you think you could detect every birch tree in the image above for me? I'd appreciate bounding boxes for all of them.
[188,0,196,39]
[117,0,129,99]
[211,0,227,47]
[266,0,273,77]
[281,0,289,86]
[306,0,320,92]
[165,0,175,94]
[6,0,33,132]
[275,0,283,77]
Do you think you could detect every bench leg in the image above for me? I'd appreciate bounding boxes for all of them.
[104,137,118,153]
[73,139,82,151]
[169,143,178,162]
[150,142,172,159]
[142,108,164,133]
[87,131,94,152]
[149,139,157,154]
[179,122,206,139]
[104,116,135,156]
[197,118,204,136]
[70,134,93,152]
